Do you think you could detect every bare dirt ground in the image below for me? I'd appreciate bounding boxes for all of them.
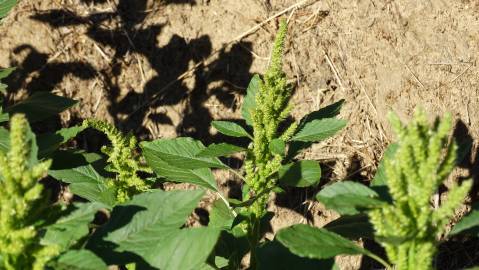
[1,0,479,269]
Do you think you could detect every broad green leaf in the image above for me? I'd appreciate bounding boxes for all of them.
[97,190,220,270]
[6,92,78,123]
[291,118,346,142]
[0,67,15,93]
[196,143,245,158]
[257,239,336,270]
[316,181,383,215]
[37,125,85,158]
[54,250,107,270]
[213,230,249,269]
[209,199,235,229]
[214,256,229,268]
[278,160,321,187]
[371,143,398,202]
[49,150,104,169]
[323,214,374,239]
[211,121,252,139]
[0,67,14,79]
[139,227,220,270]
[141,137,227,169]
[147,158,217,191]
[49,165,116,208]
[269,138,286,156]
[241,74,261,126]
[23,119,39,167]
[103,189,204,244]
[286,141,313,161]
[0,0,16,19]
[277,224,370,259]
[0,111,8,123]
[0,118,39,168]
[297,99,345,130]
[198,263,216,270]
[41,202,105,250]
[450,204,479,235]
[371,143,398,187]
[0,127,9,153]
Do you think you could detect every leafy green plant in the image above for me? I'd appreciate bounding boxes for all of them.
[135,20,346,269]
[0,0,16,19]
[277,109,472,270]
[0,114,60,269]
[82,119,153,202]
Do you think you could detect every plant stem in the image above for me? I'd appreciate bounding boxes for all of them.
[226,166,247,182]
[247,216,261,270]
[365,251,392,270]
[217,190,237,217]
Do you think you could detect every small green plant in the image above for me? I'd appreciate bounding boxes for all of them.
[277,109,472,270]
[82,119,153,203]
[237,19,346,269]
[0,114,59,270]
[367,110,471,270]
[135,19,347,269]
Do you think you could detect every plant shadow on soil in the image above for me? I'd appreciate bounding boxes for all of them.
[7,0,254,146]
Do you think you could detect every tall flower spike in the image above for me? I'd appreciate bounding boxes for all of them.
[83,119,152,202]
[0,114,59,270]
[368,109,471,270]
[247,19,292,218]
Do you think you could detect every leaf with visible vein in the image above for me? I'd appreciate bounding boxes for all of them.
[292,118,346,142]
[212,121,252,139]
[49,165,116,208]
[197,143,245,158]
[241,74,261,126]
[277,224,370,259]
[141,137,227,169]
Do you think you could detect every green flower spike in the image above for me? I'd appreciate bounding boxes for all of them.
[246,19,294,218]
[83,119,152,203]
[368,109,472,270]
[0,114,59,270]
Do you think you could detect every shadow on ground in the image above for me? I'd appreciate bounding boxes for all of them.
[6,0,253,145]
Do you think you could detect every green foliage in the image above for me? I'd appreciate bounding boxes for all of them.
[279,109,472,270]
[316,181,383,215]
[212,120,252,139]
[82,119,152,203]
[368,110,472,270]
[450,203,479,235]
[0,114,59,270]
[276,224,372,259]
[278,160,321,187]
[141,137,221,191]
[0,0,16,19]
[49,164,116,208]
[41,203,104,250]
[7,92,78,123]
[201,19,346,269]
[256,239,336,270]
[88,189,220,269]
[196,142,245,158]
[53,250,107,270]
[0,67,15,94]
